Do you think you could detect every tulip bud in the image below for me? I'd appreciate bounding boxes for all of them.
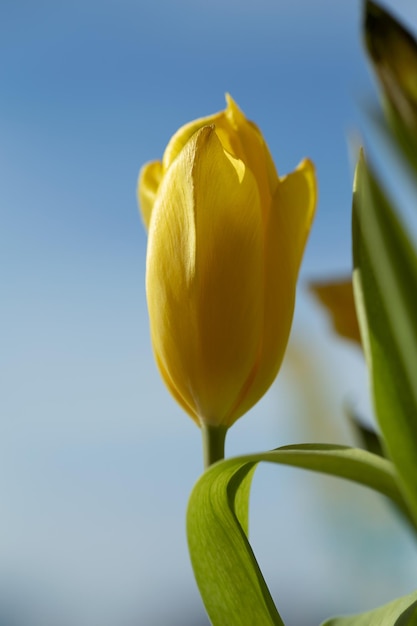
[138,95,316,429]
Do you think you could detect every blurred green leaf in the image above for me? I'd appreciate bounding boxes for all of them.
[187,444,407,626]
[322,590,417,625]
[364,0,417,172]
[352,151,417,525]
[347,411,384,458]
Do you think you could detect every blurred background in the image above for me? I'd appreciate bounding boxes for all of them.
[2,0,417,624]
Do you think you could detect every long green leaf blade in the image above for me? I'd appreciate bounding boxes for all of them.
[352,152,417,524]
[187,444,407,626]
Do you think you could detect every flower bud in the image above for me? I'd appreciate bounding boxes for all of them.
[138,95,317,428]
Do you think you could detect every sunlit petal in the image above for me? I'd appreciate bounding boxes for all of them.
[147,126,264,426]
[137,160,162,230]
[232,160,317,420]
[274,159,317,275]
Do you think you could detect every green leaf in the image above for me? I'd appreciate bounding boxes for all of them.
[352,152,417,525]
[322,589,417,625]
[187,444,407,626]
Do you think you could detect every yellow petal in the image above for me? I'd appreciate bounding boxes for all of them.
[146,126,264,426]
[161,95,279,216]
[160,94,251,172]
[154,350,200,425]
[310,278,361,345]
[162,110,225,171]
[223,94,279,205]
[275,159,317,276]
[229,159,317,421]
[137,160,162,230]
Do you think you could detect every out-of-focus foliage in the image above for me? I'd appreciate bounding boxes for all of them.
[365,0,417,171]
[352,152,417,524]
[323,589,417,625]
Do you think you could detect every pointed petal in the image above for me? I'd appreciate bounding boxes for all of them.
[230,159,317,421]
[162,110,225,171]
[137,160,162,230]
[161,95,279,215]
[146,126,264,426]
[274,159,317,275]
[224,94,279,203]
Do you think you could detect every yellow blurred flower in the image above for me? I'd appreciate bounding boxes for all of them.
[138,95,317,428]
[310,278,361,346]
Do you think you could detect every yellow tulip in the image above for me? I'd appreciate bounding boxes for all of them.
[138,95,317,430]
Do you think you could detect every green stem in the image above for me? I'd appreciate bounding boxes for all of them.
[201,424,227,469]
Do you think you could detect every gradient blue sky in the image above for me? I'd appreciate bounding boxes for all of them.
[2,1,417,624]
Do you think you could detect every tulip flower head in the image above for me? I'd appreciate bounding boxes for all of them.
[138,95,316,430]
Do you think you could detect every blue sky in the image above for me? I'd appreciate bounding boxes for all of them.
[2,1,417,624]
